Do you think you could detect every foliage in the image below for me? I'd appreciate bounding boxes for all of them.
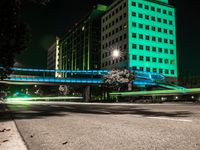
[0,0,50,80]
[103,69,135,87]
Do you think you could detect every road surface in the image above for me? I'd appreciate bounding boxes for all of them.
[6,101,200,150]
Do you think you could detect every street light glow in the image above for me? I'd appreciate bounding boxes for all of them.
[112,49,120,58]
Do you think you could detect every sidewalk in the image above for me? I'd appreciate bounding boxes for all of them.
[0,101,27,150]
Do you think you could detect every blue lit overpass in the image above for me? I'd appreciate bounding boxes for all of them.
[0,67,185,90]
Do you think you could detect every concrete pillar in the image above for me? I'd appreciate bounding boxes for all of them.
[84,86,91,102]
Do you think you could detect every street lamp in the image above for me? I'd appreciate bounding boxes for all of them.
[112,49,120,58]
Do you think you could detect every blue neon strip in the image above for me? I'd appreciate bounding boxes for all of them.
[6,77,156,85]
[10,68,109,75]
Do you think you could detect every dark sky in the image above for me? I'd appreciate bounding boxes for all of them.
[17,0,200,74]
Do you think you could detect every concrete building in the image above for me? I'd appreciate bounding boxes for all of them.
[58,4,107,77]
[101,0,177,83]
[47,37,59,76]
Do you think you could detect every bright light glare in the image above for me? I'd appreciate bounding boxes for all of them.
[112,49,120,58]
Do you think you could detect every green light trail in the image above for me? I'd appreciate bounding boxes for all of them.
[6,96,83,101]
[110,88,200,96]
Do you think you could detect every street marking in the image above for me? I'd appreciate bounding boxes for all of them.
[146,116,192,122]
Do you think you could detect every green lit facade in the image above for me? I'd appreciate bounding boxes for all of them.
[59,5,107,76]
[101,0,177,82]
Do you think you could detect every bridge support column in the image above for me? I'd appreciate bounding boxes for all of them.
[84,86,91,102]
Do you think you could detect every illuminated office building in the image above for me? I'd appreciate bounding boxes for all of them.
[58,4,107,75]
[47,36,60,77]
[101,0,177,82]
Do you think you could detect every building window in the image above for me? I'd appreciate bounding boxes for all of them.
[145,5,149,10]
[132,33,136,38]
[159,58,162,63]
[163,9,167,14]
[170,40,174,44]
[164,29,168,34]
[165,69,169,74]
[157,18,161,22]
[171,60,175,65]
[146,67,150,72]
[164,39,168,43]
[164,49,168,53]
[153,68,157,73]
[169,11,173,16]
[139,56,144,61]
[170,49,174,54]
[152,26,156,31]
[145,25,150,30]
[152,47,156,52]
[158,38,162,42]
[132,44,137,49]
[145,15,149,20]
[146,46,150,51]
[146,35,150,40]
[152,57,156,62]
[151,16,155,21]
[169,30,173,35]
[158,27,162,32]
[139,24,143,28]
[159,69,163,73]
[152,36,156,41]
[163,19,167,24]
[165,59,169,64]
[151,6,155,11]
[132,55,136,60]
[139,34,143,39]
[132,22,136,27]
[158,48,162,53]
[132,12,136,17]
[139,45,144,50]
[171,70,175,75]
[139,67,144,71]
[146,56,150,61]
[138,3,142,8]
[138,13,143,18]
[132,2,136,6]
[157,8,161,12]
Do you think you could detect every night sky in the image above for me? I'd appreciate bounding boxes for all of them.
[17,0,200,75]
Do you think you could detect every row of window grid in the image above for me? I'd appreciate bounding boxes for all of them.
[102,24,127,40]
[131,1,173,16]
[132,66,175,75]
[102,34,127,49]
[132,11,173,25]
[102,1,126,23]
[132,55,175,65]
[132,22,174,35]
[132,33,174,45]
[102,55,127,67]
[132,44,174,54]
[102,13,127,32]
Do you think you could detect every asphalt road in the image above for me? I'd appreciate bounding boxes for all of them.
[6,101,200,150]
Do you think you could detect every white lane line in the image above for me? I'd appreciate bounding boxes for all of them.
[146,116,192,122]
